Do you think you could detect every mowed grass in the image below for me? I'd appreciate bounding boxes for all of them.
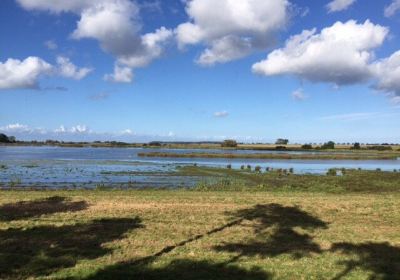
[0,188,399,279]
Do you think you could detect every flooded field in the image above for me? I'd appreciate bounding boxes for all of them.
[1,146,399,188]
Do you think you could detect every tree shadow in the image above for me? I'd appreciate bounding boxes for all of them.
[80,203,326,279]
[82,259,271,280]
[331,241,400,280]
[0,217,143,279]
[214,204,328,260]
[0,196,89,221]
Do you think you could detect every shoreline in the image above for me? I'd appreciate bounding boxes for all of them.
[138,151,400,160]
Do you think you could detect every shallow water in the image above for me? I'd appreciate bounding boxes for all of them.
[0,146,399,188]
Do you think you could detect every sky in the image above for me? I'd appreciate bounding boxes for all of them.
[1,0,400,143]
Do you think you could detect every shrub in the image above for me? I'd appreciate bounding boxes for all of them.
[254,166,261,172]
[327,168,337,176]
[221,139,238,148]
[367,145,392,151]
[240,165,245,170]
[301,144,313,150]
[246,165,251,170]
[149,141,162,146]
[275,146,287,150]
[227,164,232,169]
[352,142,361,150]
[275,138,289,145]
[322,141,335,149]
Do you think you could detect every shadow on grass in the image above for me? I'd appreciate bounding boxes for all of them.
[83,259,271,280]
[214,204,328,260]
[0,196,88,221]
[0,217,142,279]
[82,203,327,279]
[331,241,400,280]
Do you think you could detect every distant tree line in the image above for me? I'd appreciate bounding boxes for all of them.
[0,133,16,143]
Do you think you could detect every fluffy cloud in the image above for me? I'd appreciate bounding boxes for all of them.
[17,0,173,83]
[104,65,133,83]
[214,111,229,118]
[384,0,400,17]
[326,0,356,13]
[0,55,92,90]
[0,57,52,89]
[252,20,388,85]
[371,51,400,97]
[176,0,289,65]
[56,56,92,80]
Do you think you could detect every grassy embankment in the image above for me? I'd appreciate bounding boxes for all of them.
[138,151,400,160]
[0,167,399,279]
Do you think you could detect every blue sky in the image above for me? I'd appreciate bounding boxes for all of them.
[1,0,400,143]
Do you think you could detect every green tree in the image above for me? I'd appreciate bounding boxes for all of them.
[0,133,11,143]
[275,138,289,145]
[322,141,335,149]
[221,139,237,148]
[353,142,361,150]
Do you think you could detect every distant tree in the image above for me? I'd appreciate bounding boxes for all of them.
[321,141,335,149]
[301,144,313,150]
[0,133,11,143]
[8,136,16,143]
[352,142,361,150]
[275,138,289,145]
[221,139,237,148]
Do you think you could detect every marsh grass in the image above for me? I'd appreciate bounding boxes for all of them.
[176,166,400,193]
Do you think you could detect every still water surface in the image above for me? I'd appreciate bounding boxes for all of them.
[1,146,399,188]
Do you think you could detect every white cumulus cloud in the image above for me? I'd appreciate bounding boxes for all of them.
[176,0,289,66]
[372,50,400,97]
[0,56,52,89]
[0,55,93,90]
[104,64,133,83]
[56,56,92,80]
[326,0,356,13]
[17,0,172,83]
[252,20,388,86]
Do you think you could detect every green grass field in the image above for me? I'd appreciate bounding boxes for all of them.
[0,168,399,279]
